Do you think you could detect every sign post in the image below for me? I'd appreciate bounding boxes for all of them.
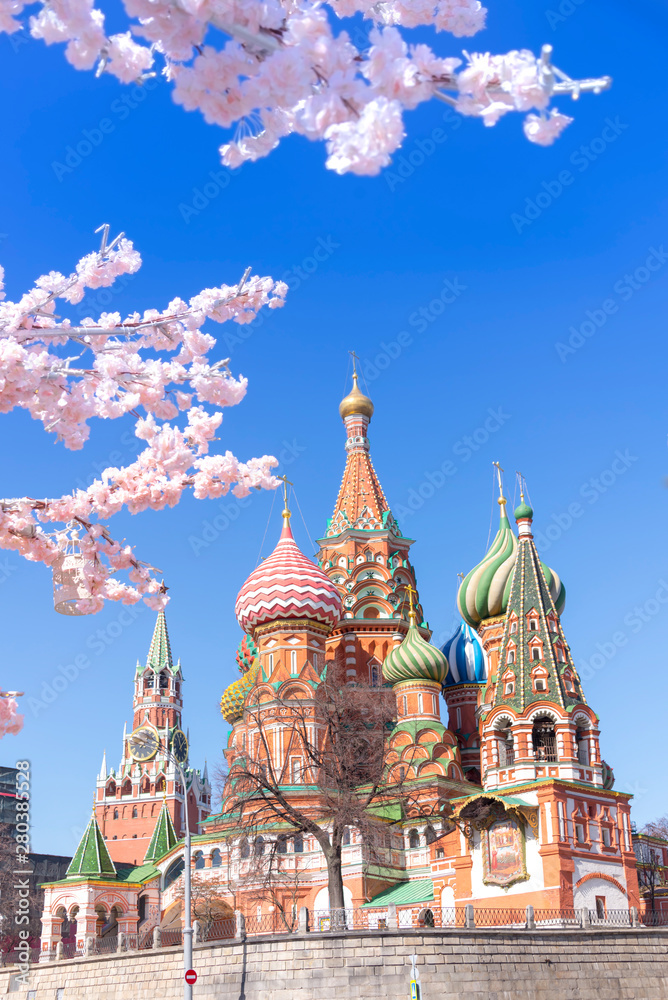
[409,953,421,1000]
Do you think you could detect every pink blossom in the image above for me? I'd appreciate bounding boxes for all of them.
[523,109,573,146]
[325,97,405,175]
[0,696,23,737]
[0,231,287,610]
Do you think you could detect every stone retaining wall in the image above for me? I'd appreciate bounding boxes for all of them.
[2,928,667,1000]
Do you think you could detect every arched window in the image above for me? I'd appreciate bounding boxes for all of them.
[276,835,288,855]
[106,782,116,797]
[159,672,169,690]
[564,670,577,695]
[370,665,379,687]
[342,827,351,846]
[290,650,298,676]
[293,834,304,853]
[254,836,265,857]
[137,895,147,923]
[503,671,515,697]
[425,825,437,845]
[155,776,165,793]
[113,808,119,820]
[496,722,514,767]
[194,851,205,870]
[211,849,222,868]
[531,647,541,661]
[240,839,250,859]
[132,806,138,819]
[144,671,154,690]
[532,715,557,763]
[507,649,515,665]
[163,857,185,890]
[576,726,590,765]
[402,695,408,716]
[408,829,420,849]
[121,780,132,796]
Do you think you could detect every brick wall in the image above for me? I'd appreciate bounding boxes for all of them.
[2,928,667,1000]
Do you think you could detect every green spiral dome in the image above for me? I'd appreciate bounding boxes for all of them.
[458,498,565,626]
[383,619,448,686]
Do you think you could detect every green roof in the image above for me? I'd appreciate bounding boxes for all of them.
[114,862,161,883]
[362,879,434,907]
[41,862,159,890]
[66,814,116,879]
[144,802,178,863]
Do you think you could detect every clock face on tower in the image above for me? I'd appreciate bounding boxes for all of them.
[128,725,159,761]
[172,728,189,764]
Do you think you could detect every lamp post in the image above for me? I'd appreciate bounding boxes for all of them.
[128,730,193,1000]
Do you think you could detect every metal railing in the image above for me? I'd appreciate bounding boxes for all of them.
[589,908,632,927]
[638,909,668,927]
[472,907,527,928]
[534,908,580,927]
[91,936,119,955]
[38,903,668,962]
[201,917,236,942]
[160,927,182,947]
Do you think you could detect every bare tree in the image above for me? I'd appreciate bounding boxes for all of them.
[173,873,234,939]
[222,672,426,914]
[635,845,662,913]
[643,815,668,840]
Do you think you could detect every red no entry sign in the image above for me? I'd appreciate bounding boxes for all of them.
[185,969,197,985]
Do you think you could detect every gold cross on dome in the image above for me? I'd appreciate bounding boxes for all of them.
[278,474,293,508]
[348,350,360,375]
[493,461,504,497]
[405,584,418,614]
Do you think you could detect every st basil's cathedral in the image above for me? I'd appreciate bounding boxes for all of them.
[37,372,640,953]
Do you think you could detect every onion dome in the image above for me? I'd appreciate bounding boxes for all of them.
[514,500,533,520]
[442,621,488,687]
[220,658,260,724]
[236,634,258,675]
[235,509,342,635]
[383,611,448,687]
[458,496,565,625]
[458,497,517,627]
[339,371,374,420]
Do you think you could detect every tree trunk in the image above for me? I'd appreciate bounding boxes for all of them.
[324,843,345,912]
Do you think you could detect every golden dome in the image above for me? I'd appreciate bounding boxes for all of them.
[339,372,374,420]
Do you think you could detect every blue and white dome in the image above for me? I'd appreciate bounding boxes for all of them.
[441,621,488,687]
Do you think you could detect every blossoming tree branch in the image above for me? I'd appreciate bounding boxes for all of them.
[0,225,286,630]
[1,0,610,175]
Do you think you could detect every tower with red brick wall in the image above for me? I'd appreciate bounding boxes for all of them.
[94,612,210,864]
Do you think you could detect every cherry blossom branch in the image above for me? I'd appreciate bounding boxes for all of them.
[0,228,287,612]
[1,0,611,174]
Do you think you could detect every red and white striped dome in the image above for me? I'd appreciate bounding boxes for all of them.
[235,516,342,634]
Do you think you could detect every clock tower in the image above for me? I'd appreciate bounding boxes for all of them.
[94,611,211,865]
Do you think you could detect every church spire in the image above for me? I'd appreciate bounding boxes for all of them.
[146,610,173,673]
[326,364,393,536]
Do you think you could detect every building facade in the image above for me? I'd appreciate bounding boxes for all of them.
[38,373,642,955]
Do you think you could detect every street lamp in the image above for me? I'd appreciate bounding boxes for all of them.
[128,728,193,1000]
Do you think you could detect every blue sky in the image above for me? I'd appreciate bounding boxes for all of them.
[1,0,667,855]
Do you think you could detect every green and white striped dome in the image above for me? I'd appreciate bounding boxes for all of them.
[383,618,448,686]
[458,498,565,627]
